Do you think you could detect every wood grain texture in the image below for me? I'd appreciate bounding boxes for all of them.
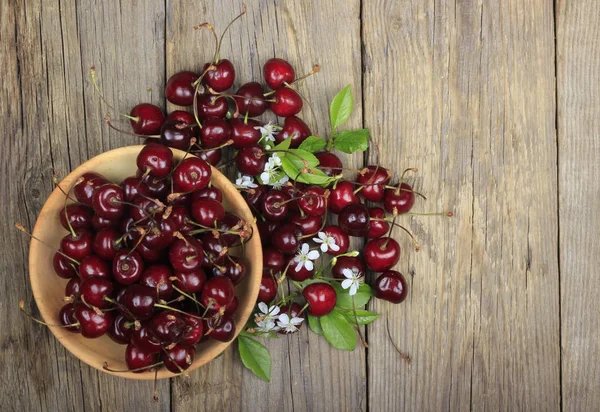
[363,1,560,411]
[166,1,365,411]
[557,1,600,411]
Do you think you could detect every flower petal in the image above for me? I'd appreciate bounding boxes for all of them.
[350,283,358,296]
[307,250,320,260]
[304,260,314,271]
[318,232,327,241]
[313,237,323,244]
[330,243,340,252]
[258,302,268,313]
[342,268,353,279]
[341,279,353,290]
[269,306,280,316]
[301,243,310,254]
[295,260,304,272]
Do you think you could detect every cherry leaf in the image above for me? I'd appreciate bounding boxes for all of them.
[330,85,354,131]
[298,136,327,153]
[320,310,357,351]
[238,335,272,382]
[332,129,370,154]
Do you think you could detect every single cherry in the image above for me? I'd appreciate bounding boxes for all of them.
[356,166,391,202]
[165,71,198,106]
[130,322,162,352]
[229,118,261,149]
[73,172,108,206]
[92,215,119,231]
[129,103,165,135]
[163,343,195,373]
[122,284,156,320]
[74,304,112,338]
[79,255,112,280]
[167,110,195,124]
[271,223,301,255]
[384,183,416,214]
[234,82,267,117]
[263,58,295,89]
[235,145,266,176]
[59,204,92,231]
[201,276,235,310]
[137,170,169,199]
[140,265,173,299]
[374,270,408,303]
[367,207,389,239]
[302,283,336,317]
[298,186,327,216]
[261,190,290,221]
[338,203,371,237]
[208,315,236,342]
[79,276,113,308]
[53,252,78,279]
[149,311,187,343]
[108,314,133,345]
[142,218,176,250]
[195,94,228,119]
[181,314,204,345]
[190,198,224,226]
[263,248,285,275]
[60,230,93,261]
[173,269,206,294]
[196,147,222,166]
[212,256,247,285]
[173,157,212,193]
[59,303,81,333]
[322,225,349,256]
[276,116,311,147]
[192,186,223,203]
[200,117,231,148]
[168,235,203,273]
[136,143,174,179]
[364,237,400,272]
[203,59,235,92]
[92,184,125,220]
[65,277,81,299]
[112,250,144,285]
[329,181,359,213]
[160,120,195,151]
[332,256,365,280]
[316,152,343,176]
[258,275,277,302]
[289,214,322,236]
[125,343,159,372]
[270,87,303,117]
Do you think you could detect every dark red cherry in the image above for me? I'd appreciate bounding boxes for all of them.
[79,255,111,280]
[316,152,343,176]
[160,120,194,151]
[108,314,133,345]
[332,256,365,280]
[235,145,266,176]
[258,275,277,302]
[322,225,349,256]
[136,143,174,179]
[65,277,81,299]
[181,314,204,345]
[172,157,212,193]
[120,176,150,203]
[201,276,235,310]
[130,323,162,353]
[165,71,198,106]
[137,242,165,263]
[149,311,187,343]
[263,248,285,276]
[203,59,235,92]
[213,256,247,285]
[302,283,336,317]
[357,166,391,202]
[261,190,290,221]
[298,186,327,216]
[60,230,93,261]
[122,284,156,320]
[338,203,371,237]
[218,213,248,247]
[190,198,224,227]
[329,181,359,214]
[92,215,119,231]
[167,110,195,124]
[271,223,301,255]
[74,304,112,338]
[142,219,176,250]
[244,184,267,210]
[125,344,158,372]
[92,228,123,260]
[367,207,389,239]
[384,183,416,214]
[130,197,161,222]
[173,269,206,294]
[270,87,302,117]
[137,171,169,199]
[200,117,231,148]
[112,250,144,285]
[225,296,239,316]
[163,343,195,373]
[80,277,113,308]
[263,58,295,90]
[169,236,203,273]
[289,214,322,236]
[200,234,227,265]
[276,116,311,148]
[234,82,267,117]
[53,252,78,279]
[278,302,303,334]
[140,265,173,299]
[169,205,194,233]
[59,204,92,231]
[195,147,223,166]
[256,220,279,246]
[192,186,223,203]
[59,303,81,333]
[195,94,228,120]
[92,184,125,220]
[374,270,408,303]
[229,118,261,149]
[208,315,236,342]
[129,103,165,135]
[73,172,108,206]
[364,237,400,272]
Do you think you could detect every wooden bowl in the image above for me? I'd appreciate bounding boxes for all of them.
[28,145,262,380]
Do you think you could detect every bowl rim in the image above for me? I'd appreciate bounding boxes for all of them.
[29,145,262,380]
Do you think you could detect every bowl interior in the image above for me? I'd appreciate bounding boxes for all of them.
[29,146,261,380]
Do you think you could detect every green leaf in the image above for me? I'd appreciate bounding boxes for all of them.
[238,336,272,382]
[333,283,373,309]
[308,315,324,335]
[320,310,357,350]
[343,309,380,326]
[333,129,370,154]
[285,149,319,169]
[281,157,335,187]
[272,136,292,151]
[330,85,354,131]
[298,136,326,153]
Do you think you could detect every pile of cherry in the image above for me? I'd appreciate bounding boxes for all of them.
[20,145,253,375]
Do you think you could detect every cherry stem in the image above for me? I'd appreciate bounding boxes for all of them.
[153,368,160,402]
[53,174,78,202]
[15,223,80,265]
[385,302,411,364]
[63,177,84,238]
[283,81,320,136]
[102,361,164,373]
[194,23,219,63]
[214,4,247,62]
[371,218,420,251]
[154,303,203,320]
[387,185,427,200]
[290,64,320,85]
[351,295,368,348]
[406,211,454,217]
[90,65,135,121]
[381,214,397,250]
[161,346,187,375]
[19,300,80,328]
[105,116,160,139]
[171,285,206,309]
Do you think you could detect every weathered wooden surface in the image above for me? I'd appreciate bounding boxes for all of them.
[557,2,600,412]
[1,0,599,411]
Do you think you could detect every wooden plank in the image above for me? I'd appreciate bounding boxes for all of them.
[0,0,170,410]
[363,1,560,411]
[167,1,365,411]
[557,2,600,411]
